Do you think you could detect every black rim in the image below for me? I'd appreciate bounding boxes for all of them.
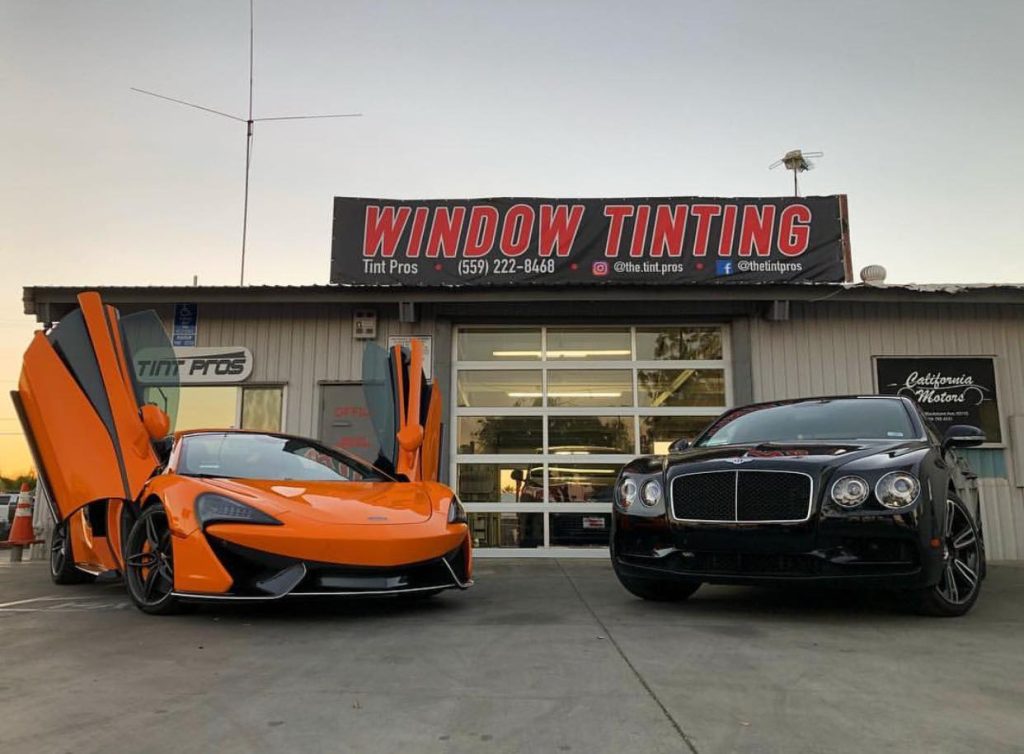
[125,510,175,606]
[50,521,68,576]
[937,498,981,605]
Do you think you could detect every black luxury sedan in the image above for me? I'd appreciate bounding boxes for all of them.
[611,396,987,616]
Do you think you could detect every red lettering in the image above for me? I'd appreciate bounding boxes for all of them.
[405,207,429,258]
[363,205,410,258]
[629,204,651,257]
[425,206,466,258]
[499,204,534,257]
[650,204,687,257]
[463,206,499,257]
[538,204,585,257]
[738,205,776,257]
[690,204,722,257]
[603,205,634,257]
[777,204,812,256]
[718,205,738,256]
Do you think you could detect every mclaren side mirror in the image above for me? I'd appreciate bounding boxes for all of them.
[668,438,691,453]
[943,424,986,449]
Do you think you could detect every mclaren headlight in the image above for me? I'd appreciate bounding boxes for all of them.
[195,493,281,528]
[448,496,467,524]
[875,472,921,510]
[831,476,870,508]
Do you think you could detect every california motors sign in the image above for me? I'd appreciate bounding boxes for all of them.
[876,357,1001,442]
[331,195,850,286]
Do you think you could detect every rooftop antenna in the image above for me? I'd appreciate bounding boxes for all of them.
[769,149,823,197]
[131,0,362,285]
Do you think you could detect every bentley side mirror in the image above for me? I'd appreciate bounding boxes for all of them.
[668,438,691,453]
[943,424,986,449]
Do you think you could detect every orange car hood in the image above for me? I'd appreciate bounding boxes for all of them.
[199,478,435,525]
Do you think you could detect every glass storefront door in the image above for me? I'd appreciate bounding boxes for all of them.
[452,325,730,554]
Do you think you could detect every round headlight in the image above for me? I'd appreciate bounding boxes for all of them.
[641,479,662,507]
[875,471,920,509]
[831,475,870,508]
[618,478,638,508]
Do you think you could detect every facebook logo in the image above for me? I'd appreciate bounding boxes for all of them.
[716,260,735,276]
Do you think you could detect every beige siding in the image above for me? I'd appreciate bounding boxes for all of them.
[750,301,1024,559]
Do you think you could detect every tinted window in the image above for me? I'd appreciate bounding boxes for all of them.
[697,399,917,446]
[178,433,391,482]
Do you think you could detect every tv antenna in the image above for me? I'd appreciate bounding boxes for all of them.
[769,149,823,197]
[132,0,362,285]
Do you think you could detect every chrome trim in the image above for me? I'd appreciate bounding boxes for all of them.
[441,557,474,590]
[669,468,815,524]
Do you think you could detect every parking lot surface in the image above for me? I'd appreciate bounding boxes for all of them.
[1,558,1023,754]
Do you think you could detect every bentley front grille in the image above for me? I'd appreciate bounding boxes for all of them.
[670,470,813,523]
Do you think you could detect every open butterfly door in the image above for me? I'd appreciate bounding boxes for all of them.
[361,339,443,483]
[10,292,173,522]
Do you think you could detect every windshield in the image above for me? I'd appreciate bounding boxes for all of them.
[696,399,918,447]
[177,432,393,482]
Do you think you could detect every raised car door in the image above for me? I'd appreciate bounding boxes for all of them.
[10,292,173,522]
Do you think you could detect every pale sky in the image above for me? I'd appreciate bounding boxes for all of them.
[1,0,1022,474]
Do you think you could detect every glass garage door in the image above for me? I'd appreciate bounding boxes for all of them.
[452,326,730,555]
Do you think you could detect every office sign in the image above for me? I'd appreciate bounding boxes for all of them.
[172,303,198,347]
[331,195,850,286]
[876,357,1001,442]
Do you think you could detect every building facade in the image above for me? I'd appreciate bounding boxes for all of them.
[24,283,1024,559]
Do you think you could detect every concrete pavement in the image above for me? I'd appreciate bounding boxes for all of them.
[1,559,1022,754]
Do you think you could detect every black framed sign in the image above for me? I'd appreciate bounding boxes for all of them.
[875,357,1001,443]
[331,195,851,286]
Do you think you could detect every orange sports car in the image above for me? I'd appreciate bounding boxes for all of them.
[11,292,472,614]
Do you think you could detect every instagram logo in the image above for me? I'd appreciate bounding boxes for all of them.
[592,261,609,276]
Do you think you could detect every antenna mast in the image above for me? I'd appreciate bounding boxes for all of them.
[132,0,362,285]
[769,149,824,197]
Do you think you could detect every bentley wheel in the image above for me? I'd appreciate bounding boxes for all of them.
[49,519,95,585]
[615,569,701,602]
[915,497,984,617]
[124,505,184,615]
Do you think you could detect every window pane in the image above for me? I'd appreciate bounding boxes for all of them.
[457,370,542,407]
[468,512,543,548]
[458,328,541,360]
[241,388,282,432]
[640,415,713,454]
[457,417,543,454]
[547,370,632,407]
[636,326,723,360]
[174,386,237,431]
[637,369,725,407]
[549,512,611,547]
[457,463,542,503]
[548,416,635,454]
[547,462,622,502]
[546,328,631,360]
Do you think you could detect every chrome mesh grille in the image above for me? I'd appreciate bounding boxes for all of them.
[671,470,811,522]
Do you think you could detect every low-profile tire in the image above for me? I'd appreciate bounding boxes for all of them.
[913,496,984,617]
[123,504,186,616]
[615,568,701,602]
[49,519,95,585]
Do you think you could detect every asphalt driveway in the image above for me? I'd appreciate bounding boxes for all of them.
[1,559,1022,754]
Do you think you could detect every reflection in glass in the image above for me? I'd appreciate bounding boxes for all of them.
[458,328,542,361]
[637,369,725,407]
[546,463,622,502]
[457,463,541,503]
[457,416,543,455]
[468,512,543,548]
[457,370,543,408]
[241,387,283,432]
[635,326,723,361]
[546,328,631,360]
[546,370,632,407]
[549,512,611,547]
[548,416,635,454]
[640,415,712,454]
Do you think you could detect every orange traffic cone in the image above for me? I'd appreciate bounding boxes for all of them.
[5,483,42,561]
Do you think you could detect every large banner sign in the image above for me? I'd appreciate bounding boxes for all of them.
[331,195,850,286]
[875,357,1001,443]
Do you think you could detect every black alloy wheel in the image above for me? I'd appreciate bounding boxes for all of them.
[49,518,95,585]
[915,497,984,617]
[124,505,185,615]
